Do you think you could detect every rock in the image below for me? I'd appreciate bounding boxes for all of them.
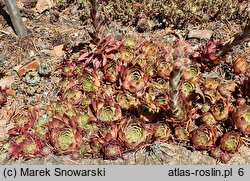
[188,29,214,39]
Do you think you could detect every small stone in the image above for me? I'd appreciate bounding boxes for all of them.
[248,41,250,48]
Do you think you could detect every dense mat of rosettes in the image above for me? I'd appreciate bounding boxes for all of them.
[1,34,250,163]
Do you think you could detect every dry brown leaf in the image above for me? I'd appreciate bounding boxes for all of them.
[53,44,65,57]
[16,60,40,77]
[0,123,14,142]
[0,76,15,89]
[6,88,16,97]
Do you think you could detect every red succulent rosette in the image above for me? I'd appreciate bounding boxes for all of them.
[118,116,150,149]
[102,140,123,160]
[232,105,250,135]
[10,133,43,160]
[191,124,217,150]
[121,65,148,93]
[92,95,122,122]
[220,131,242,154]
[47,118,82,154]
[103,60,122,83]
[153,122,171,142]
[8,108,38,136]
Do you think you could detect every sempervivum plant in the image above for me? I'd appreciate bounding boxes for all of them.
[10,133,42,160]
[102,140,123,160]
[232,105,250,135]
[191,124,217,150]
[211,98,229,122]
[8,108,38,135]
[118,117,149,149]
[62,87,83,105]
[156,53,173,79]
[0,86,7,108]
[220,131,242,153]
[61,60,75,77]
[19,133,43,160]
[121,65,148,93]
[70,112,96,135]
[174,127,189,142]
[119,46,135,64]
[182,65,201,83]
[103,60,121,83]
[81,68,101,92]
[49,127,82,154]
[92,95,122,122]
[47,118,82,154]
[141,41,158,57]
[153,122,171,142]
[168,39,192,123]
[232,55,248,75]
[116,91,138,110]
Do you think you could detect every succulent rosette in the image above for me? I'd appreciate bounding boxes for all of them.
[79,140,92,158]
[153,122,171,142]
[70,112,96,135]
[89,138,102,158]
[116,91,138,110]
[103,60,121,83]
[62,87,83,105]
[58,77,76,95]
[118,117,149,149]
[191,124,217,150]
[145,81,166,102]
[210,147,224,160]
[8,109,38,135]
[144,61,158,78]
[182,65,201,83]
[48,126,82,154]
[211,98,229,122]
[174,127,189,142]
[0,87,7,108]
[121,65,148,93]
[61,60,75,77]
[233,55,248,75]
[19,134,43,160]
[204,89,221,104]
[81,92,96,108]
[141,41,158,57]
[10,133,42,160]
[232,105,250,135]
[180,81,195,98]
[220,131,242,153]
[34,114,50,138]
[50,101,69,116]
[119,46,134,64]
[81,69,100,92]
[201,112,217,125]
[156,55,173,79]
[123,36,137,48]
[92,96,122,122]
[102,140,123,160]
[203,78,219,90]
